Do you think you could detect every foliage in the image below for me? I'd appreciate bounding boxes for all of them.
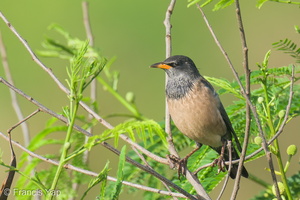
[207,41,300,199]
[4,25,170,200]
[251,171,300,200]
[273,37,300,63]
[187,0,300,10]
[0,2,300,200]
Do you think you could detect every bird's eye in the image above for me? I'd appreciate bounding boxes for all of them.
[172,61,178,67]
[167,61,177,67]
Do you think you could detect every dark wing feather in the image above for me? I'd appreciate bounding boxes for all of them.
[218,101,243,152]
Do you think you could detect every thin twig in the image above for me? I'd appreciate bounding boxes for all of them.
[194,64,295,174]
[0,31,31,146]
[231,0,251,198]
[0,131,187,199]
[0,76,192,198]
[164,0,179,158]
[81,0,94,181]
[273,65,295,138]
[196,5,280,198]
[82,1,94,46]
[163,2,211,199]
[0,76,170,170]
[7,109,41,133]
[102,142,198,200]
[0,32,41,200]
[132,147,179,200]
[217,141,232,200]
[0,11,169,166]
[121,134,169,164]
[1,9,212,200]
[0,11,112,130]
[0,77,92,137]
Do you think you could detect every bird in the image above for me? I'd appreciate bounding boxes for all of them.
[150,55,248,179]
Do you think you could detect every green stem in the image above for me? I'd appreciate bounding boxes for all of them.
[262,83,292,199]
[65,147,87,162]
[46,98,79,200]
[284,155,292,172]
[273,139,292,199]
[248,173,270,188]
[272,0,300,5]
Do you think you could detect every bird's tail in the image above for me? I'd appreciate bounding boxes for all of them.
[227,149,248,179]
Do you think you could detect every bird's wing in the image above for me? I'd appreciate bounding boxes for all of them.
[218,102,243,152]
[200,76,243,152]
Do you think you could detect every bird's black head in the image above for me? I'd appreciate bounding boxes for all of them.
[150,55,201,99]
[150,55,201,80]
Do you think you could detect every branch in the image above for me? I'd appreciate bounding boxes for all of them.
[0,131,187,199]
[131,147,179,200]
[217,141,232,200]
[7,109,41,133]
[102,142,198,200]
[231,0,251,198]
[81,1,95,185]
[82,1,94,46]
[0,77,92,137]
[164,2,211,199]
[0,76,170,170]
[196,5,280,198]
[0,31,31,146]
[0,76,194,198]
[0,11,169,166]
[164,0,179,158]
[0,11,112,130]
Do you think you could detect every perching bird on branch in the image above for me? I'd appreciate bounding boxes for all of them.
[150,55,248,179]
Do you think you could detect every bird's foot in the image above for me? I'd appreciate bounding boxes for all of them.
[167,155,188,180]
[212,155,226,174]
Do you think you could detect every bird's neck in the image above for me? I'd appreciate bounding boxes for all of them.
[166,75,199,100]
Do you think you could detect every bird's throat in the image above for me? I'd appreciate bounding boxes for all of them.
[166,77,197,99]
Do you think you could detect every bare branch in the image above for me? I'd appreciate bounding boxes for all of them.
[132,147,179,200]
[82,1,94,46]
[0,77,92,137]
[0,11,112,130]
[164,0,179,158]
[7,109,41,133]
[196,5,279,198]
[274,65,295,136]
[217,141,232,200]
[0,76,196,198]
[163,2,211,199]
[231,0,251,198]
[0,11,169,166]
[81,2,95,187]
[102,142,199,200]
[0,31,31,146]
[0,131,187,199]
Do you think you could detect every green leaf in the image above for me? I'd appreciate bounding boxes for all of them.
[256,0,269,9]
[204,76,244,99]
[99,120,167,148]
[80,161,110,200]
[110,146,126,200]
[273,38,300,63]
[187,0,234,10]
[251,171,300,199]
[213,0,234,11]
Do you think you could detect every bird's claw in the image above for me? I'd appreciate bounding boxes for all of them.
[212,155,226,174]
[167,155,188,180]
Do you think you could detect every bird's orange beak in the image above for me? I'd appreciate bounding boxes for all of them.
[150,63,172,69]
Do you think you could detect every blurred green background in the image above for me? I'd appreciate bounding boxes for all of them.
[0,0,299,199]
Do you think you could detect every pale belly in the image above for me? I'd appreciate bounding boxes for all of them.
[167,86,227,147]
